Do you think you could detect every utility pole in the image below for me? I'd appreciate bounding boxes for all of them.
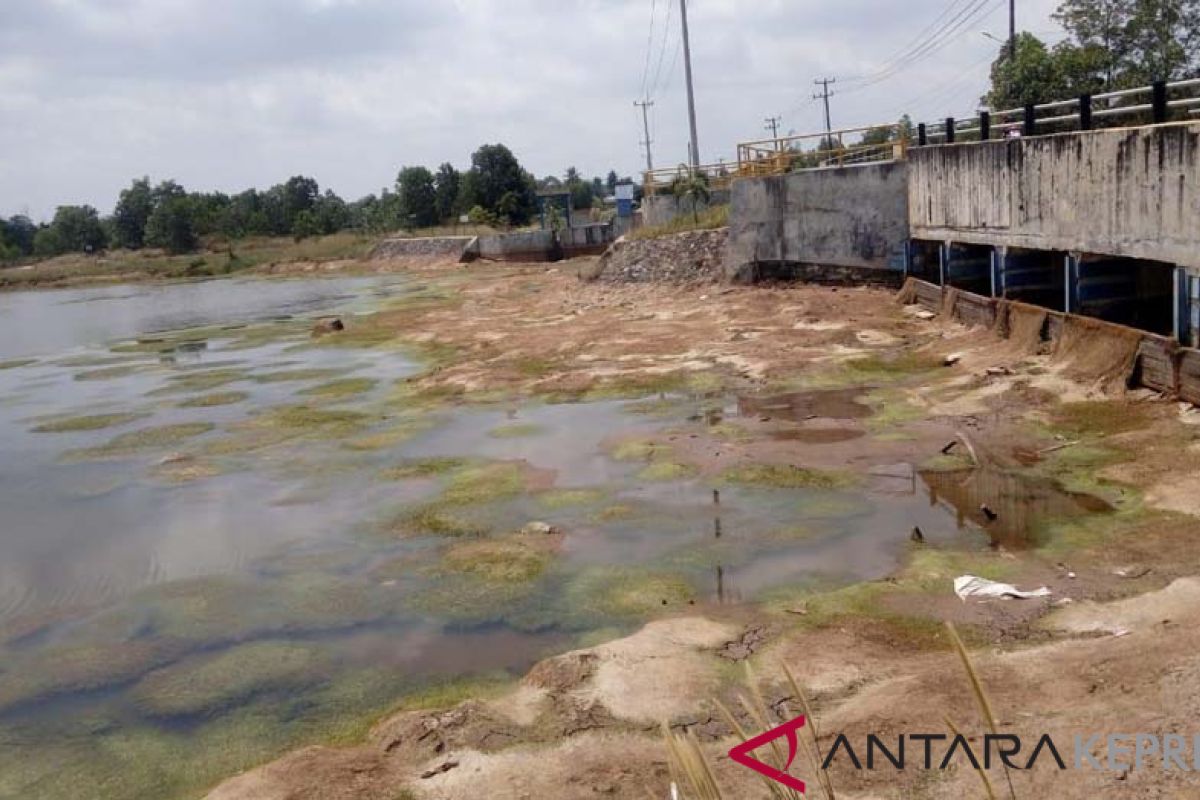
[813,78,836,140]
[1009,0,1016,60]
[679,0,700,169]
[764,115,782,143]
[634,99,655,173]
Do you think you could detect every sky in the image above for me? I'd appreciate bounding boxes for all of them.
[0,0,1065,221]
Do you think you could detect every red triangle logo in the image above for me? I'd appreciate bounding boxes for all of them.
[728,715,807,793]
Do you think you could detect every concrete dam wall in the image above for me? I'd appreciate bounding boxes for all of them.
[908,122,1200,270]
[724,161,910,283]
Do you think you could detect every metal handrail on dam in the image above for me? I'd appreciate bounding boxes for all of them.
[642,78,1200,194]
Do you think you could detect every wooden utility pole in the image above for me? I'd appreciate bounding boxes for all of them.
[679,0,700,168]
[635,99,655,173]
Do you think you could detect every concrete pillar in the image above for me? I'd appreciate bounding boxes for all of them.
[1065,254,1080,314]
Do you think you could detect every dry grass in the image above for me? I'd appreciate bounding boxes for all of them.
[0,233,376,289]
[629,205,729,241]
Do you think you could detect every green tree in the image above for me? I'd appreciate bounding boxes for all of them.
[0,215,36,256]
[37,206,107,255]
[145,195,198,254]
[112,177,154,249]
[396,166,438,228]
[460,144,536,225]
[670,170,711,224]
[291,209,322,241]
[314,190,350,234]
[606,170,619,196]
[984,33,1075,108]
[434,163,461,222]
[281,176,320,228]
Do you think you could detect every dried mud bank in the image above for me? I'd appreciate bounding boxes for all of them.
[205,259,1200,800]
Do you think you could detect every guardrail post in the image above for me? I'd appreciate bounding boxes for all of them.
[1079,94,1092,131]
[918,123,927,146]
[1152,80,1168,124]
[944,118,955,144]
[980,111,991,141]
[1023,104,1036,136]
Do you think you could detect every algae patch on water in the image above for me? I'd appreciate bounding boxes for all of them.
[435,537,555,584]
[487,423,544,439]
[64,422,215,460]
[130,641,332,718]
[723,463,853,490]
[31,412,148,433]
[177,391,250,408]
[0,358,37,370]
[381,457,470,481]
[299,377,378,399]
[566,567,696,619]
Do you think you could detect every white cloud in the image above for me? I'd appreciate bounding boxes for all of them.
[0,0,1063,220]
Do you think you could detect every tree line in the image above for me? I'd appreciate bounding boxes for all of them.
[986,0,1199,108]
[0,142,633,261]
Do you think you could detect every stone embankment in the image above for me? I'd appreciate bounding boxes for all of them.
[586,228,728,284]
[369,236,475,264]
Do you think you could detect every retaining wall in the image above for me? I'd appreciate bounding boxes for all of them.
[476,224,614,262]
[725,161,910,283]
[905,277,1193,401]
[643,191,731,227]
[369,236,474,262]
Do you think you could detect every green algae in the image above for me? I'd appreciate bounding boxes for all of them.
[130,641,332,718]
[536,489,606,509]
[343,415,436,451]
[31,412,148,433]
[487,423,544,439]
[381,457,471,481]
[723,463,853,490]
[565,567,695,619]
[0,358,36,370]
[435,537,553,584]
[177,391,250,408]
[391,505,491,538]
[440,462,529,506]
[256,367,349,384]
[74,364,147,381]
[148,368,249,395]
[299,377,378,399]
[610,438,669,462]
[638,462,698,481]
[64,422,215,460]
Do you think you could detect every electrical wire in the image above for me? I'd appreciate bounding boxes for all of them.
[839,0,1002,94]
[639,0,658,100]
[648,0,675,97]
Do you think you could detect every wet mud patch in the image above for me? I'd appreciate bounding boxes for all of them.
[920,466,1113,549]
[737,388,873,421]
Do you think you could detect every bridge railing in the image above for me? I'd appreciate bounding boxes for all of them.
[735,123,909,179]
[915,77,1200,145]
[642,162,739,197]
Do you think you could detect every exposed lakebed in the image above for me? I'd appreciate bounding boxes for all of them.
[0,276,1109,799]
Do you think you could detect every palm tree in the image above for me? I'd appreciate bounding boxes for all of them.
[670,168,711,224]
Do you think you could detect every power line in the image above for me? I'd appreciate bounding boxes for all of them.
[842,0,976,83]
[648,0,675,98]
[840,0,1001,93]
[639,0,658,100]
[843,0,985,85]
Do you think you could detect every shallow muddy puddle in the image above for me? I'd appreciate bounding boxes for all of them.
[0,278,1115,799]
